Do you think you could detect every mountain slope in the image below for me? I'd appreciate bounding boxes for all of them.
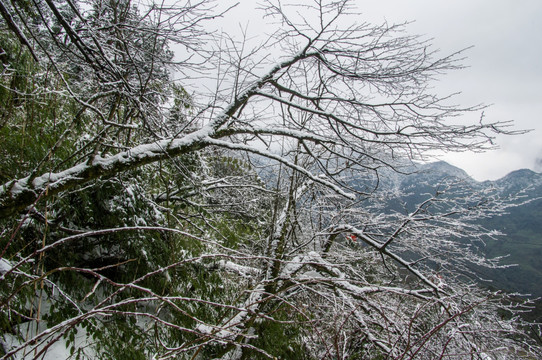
[376,161,542,297]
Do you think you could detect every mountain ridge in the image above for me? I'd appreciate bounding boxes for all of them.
[408,161,540,185]
[384,161,542,297]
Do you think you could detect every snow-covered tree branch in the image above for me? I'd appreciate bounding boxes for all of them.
[0,0,539,358]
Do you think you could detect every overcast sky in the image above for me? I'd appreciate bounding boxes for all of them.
[360,0,542,180]
[217,1,542,180]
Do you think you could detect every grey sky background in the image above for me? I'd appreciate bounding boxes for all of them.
[214,1,542,180]
[361,0,542,181]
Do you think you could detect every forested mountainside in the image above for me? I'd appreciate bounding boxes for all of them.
[1,0,541,359]
[480,169,542,297]
[366,161,542,297]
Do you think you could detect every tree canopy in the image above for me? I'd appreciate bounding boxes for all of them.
[0,0,540,359]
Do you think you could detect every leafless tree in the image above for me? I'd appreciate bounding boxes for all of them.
[0,0,539,359]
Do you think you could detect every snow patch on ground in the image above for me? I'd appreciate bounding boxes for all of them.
[0,258,12,274]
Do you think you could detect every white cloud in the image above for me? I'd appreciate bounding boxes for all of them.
[208,1,542,180]
[356,0,542,180]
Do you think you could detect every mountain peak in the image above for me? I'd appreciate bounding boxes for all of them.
[418,161,470,179]
[502,168,537,179]
[493,168,542,190]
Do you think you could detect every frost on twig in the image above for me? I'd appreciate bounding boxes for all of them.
[0,0,540,359]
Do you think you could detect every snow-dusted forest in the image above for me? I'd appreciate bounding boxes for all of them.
[0,0,541,358]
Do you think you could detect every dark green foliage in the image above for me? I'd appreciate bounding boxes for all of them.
[0,261,35,336]
[0,32,78,183]
[91,316,150,360]
[2,0,541,358]
[0,151,266,357]
[239,311,308,360]
[32,176,167,285]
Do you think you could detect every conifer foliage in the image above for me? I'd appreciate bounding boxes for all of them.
[0,0,540,358]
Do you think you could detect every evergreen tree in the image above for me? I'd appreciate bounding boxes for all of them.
[0,0,540,359]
